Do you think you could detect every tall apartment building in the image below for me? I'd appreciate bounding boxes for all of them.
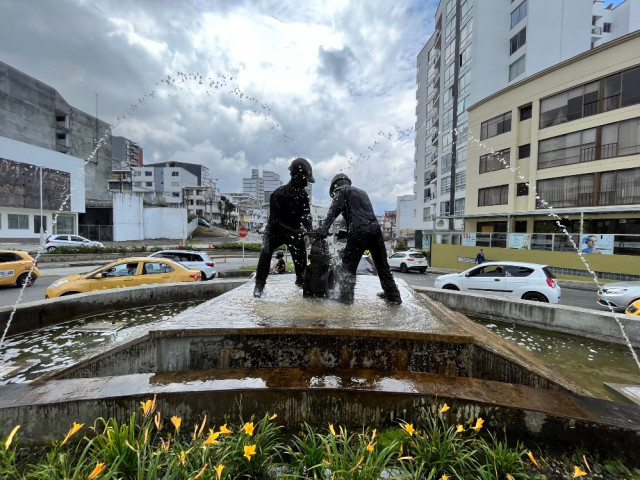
[263,170,282,204]
[412,0,639,250]
[112,136,143,168]
[243,169,264,203]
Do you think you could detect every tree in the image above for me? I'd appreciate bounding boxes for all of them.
[218,196,236,228]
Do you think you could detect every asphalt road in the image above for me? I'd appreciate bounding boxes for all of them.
[1,260,603,313]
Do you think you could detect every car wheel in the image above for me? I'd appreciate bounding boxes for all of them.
[419,268,427,274]
[16,273,35,287]
[61,291,80,296]
[200,271,208,281]
[522,292,549,302]
[400,263,408,273]
[443,284,460,291]
[46,246,56,252]
[627,299,640,311]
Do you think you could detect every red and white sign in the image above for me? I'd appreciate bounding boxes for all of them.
[238,227,248,238]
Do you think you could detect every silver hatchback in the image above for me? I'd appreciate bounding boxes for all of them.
[148,250,217,280]
[597,281,640,312]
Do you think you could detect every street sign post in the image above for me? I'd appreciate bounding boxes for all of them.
[238,227,248,266]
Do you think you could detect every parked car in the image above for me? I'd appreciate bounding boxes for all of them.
[387,251,428,273]
[356,255,377,276]
[148,250,217,280]
[626,299,640,316]
[45,257,200,298]
[197,218,212,228]
[434,261,561,303]
[0,250,40,287]
[44,234,104,251]
[597,281,640,312]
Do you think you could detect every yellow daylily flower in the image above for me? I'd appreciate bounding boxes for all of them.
[139,395,156,417]
[439,404,450,413]
[441,475,448,480]
[507,475,514,480]
[574,466,587,477]
[178,450,187,466]
[215,464,224,480]
[470,418,484,431]
[171,416,182,433]
[154,411,163,431]
[203,429,221,445]
[269,413,278,420]
[193,463,208,480]
[243,422,254,436]
[371,428,377,441]
[61,422,84,445]
[527,451,539,467]
[219,424,232,434]
[4,425,19,450]
[196,415,207,438]
[244,444,256,460]
[403,423,415,436]
[456,424,464,433]
[87,462,106,480]
[329,424,336,436]
[366,442,374,452]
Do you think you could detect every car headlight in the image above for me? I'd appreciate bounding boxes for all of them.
[603,288,628,295]
[49,279,69,289]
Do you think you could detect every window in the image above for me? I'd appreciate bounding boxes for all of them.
[519,104,532,121]
[539,81,599,128]
[599,167,640,205]
[510,0,527,29]
[445,16,457,41]
[440,201,450,215]
[538,128,596,169]
[460,45,472,70]
[33,215,47,234]
[145,171,152,176]
[457,96,470,121]
[146,182,153,187]
[8,214,28,230]
[171,171,179,176]
[442,108,454,130]
[480,112,511,140]
[478,185,509,206]
[518,144,530,159]
[510,27,526,55]
[459,70,472,96]
[134,181,142,187]
[441,153,452,173]
[445,41,456,63]
[171,181,179,187]
[423,207,430,221]
[456,146,467,168]
[444,63,455,85]
[460,19,473,45]
[423,188,431,202]
[133,171,141,176]
[516,183,529,196]
[480,149,510,174]
[441,176,451,194]
[603,22,612,33]
[454,198,465,216]
[443,86,454,106]
[509,55,525,81]
[460,0,471,22]
[455,171,466,191]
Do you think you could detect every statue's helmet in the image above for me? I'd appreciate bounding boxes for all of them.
[276,250,284,258]
[329,173,352,197]
[289,157,315,183]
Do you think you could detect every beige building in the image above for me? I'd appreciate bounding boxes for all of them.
[434,30,640,281]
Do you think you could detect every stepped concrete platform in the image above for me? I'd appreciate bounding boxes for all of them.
[0,276,639,452]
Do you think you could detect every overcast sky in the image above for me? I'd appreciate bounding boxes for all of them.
[0,0,437,213]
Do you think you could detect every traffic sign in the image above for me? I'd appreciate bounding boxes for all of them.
[238,227,248,238]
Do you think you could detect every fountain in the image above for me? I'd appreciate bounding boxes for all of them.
[0,274,638,459]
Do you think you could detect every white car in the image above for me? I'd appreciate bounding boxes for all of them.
[148,250,217,280]
[434,261,561,303]
[388,251,428,273]
[44,234,104,251]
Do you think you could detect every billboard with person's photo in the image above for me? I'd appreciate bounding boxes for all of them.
[581,234,614,254]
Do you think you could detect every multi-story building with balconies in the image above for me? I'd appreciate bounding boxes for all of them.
[412,0,639,252]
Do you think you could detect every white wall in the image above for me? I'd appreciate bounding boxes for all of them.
[112,193,143,241]
[396,195,415,232]
[143,207,188,240]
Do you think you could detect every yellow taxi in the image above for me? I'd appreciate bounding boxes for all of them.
[625,299,640,316]
[0,249,40,287]
[45,256,201,298]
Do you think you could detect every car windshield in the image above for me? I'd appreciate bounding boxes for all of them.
[409,253,425,258]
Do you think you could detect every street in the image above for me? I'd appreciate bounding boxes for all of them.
[1,259,602,313]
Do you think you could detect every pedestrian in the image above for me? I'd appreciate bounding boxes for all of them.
[274,251,286,274]
[475,248,485,264]
[253,158,314,298]
[316,173,402,305]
